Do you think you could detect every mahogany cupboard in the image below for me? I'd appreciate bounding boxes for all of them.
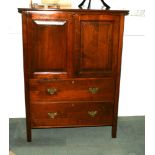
[18,8,129,142]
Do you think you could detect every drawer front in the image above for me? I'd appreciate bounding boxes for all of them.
[30,78,115,102]
[30,102,113,127]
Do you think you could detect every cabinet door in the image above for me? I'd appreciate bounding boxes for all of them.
[26,12,74,78]
[74,14,120,77]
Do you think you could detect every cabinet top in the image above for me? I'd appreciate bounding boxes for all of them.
[18,8,129,15]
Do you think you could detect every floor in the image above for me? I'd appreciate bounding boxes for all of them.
[9,116,145,155]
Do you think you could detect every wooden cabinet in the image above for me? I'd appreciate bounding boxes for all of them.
[18,8,128,142]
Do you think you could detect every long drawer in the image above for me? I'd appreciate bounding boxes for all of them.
[31,102,114,128]
[29,78,115,102]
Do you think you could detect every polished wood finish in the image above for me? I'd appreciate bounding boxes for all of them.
[31,102,113,127]
[30,78,114,102]
[26,12,74,78]
[74,14,119,77]
[18,8,128,141]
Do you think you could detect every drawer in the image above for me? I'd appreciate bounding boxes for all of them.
[30,102,113,127]
[30,78,115,102]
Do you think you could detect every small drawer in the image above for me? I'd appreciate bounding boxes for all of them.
[72,102,114,126]
[29,78,115,102]
[30,102,113,127]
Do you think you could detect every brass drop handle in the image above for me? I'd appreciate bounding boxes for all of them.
[47,112,58,119]
[47,88,57,95]
[88,111,98,117]
[89,87,99,94]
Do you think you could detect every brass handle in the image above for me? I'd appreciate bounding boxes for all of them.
[89,87,99,94]
[47,88,57,95]
[88,111,98,117]
[47,112,58,119]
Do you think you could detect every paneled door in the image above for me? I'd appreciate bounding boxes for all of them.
[26,12,74,78]
[74,14,120,78]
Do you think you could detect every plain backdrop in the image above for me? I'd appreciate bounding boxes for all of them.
[1,0,154,154]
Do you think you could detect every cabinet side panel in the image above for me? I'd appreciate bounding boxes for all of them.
[22,11,32,141]
[112,15,125,137]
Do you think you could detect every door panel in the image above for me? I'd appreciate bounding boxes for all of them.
[75,15,120,77]
[81,21,113,71]
[33,20,67,72]
[27,12,74,78]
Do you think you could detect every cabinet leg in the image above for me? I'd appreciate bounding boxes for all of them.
[112,125,117,138]
[27,127,32,142]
